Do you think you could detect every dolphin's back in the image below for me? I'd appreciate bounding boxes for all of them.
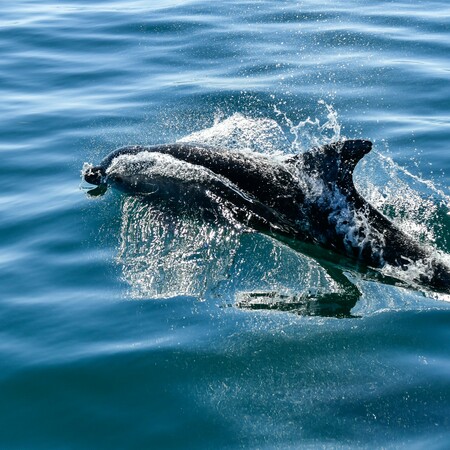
[103,143,305,212]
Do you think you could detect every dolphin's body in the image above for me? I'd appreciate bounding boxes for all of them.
[83,140,450,296]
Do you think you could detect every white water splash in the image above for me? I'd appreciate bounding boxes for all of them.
[355,149,449,245]
[178,112,291,156]
[274,99,343,151]
[117,196,242,299]
[117,196,332,300]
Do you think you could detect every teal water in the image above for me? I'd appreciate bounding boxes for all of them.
[1,1,450,448]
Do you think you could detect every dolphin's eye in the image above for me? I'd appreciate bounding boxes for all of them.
[115,176,123,183]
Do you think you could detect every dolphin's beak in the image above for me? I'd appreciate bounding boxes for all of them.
[84,166,105,186]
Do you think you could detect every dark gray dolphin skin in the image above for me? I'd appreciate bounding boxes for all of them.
[84,140,450,297]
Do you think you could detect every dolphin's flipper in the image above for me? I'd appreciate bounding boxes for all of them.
[236,264,361,318]
[235,238,362,318]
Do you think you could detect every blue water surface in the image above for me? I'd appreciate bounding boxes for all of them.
[1,1,450,448]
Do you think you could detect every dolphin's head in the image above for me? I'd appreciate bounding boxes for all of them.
[104,152,161,194]
[84,165,105,186]
[83,152,159,194]
[83,146,150,189]
[82,164,108,196]
[85,149,221,199]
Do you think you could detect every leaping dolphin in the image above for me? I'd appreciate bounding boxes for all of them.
[83,140,450,304]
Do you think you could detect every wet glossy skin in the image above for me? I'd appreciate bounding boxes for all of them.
[84,140,450,293]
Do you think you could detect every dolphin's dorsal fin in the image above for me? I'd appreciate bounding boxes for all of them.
[293,139,372,197]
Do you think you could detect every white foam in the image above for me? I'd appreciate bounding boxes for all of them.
[178,112,290,156]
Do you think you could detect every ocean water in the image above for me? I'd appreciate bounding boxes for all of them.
[1,0,450,448]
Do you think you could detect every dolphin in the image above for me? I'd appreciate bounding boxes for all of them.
[83,140,450,304]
